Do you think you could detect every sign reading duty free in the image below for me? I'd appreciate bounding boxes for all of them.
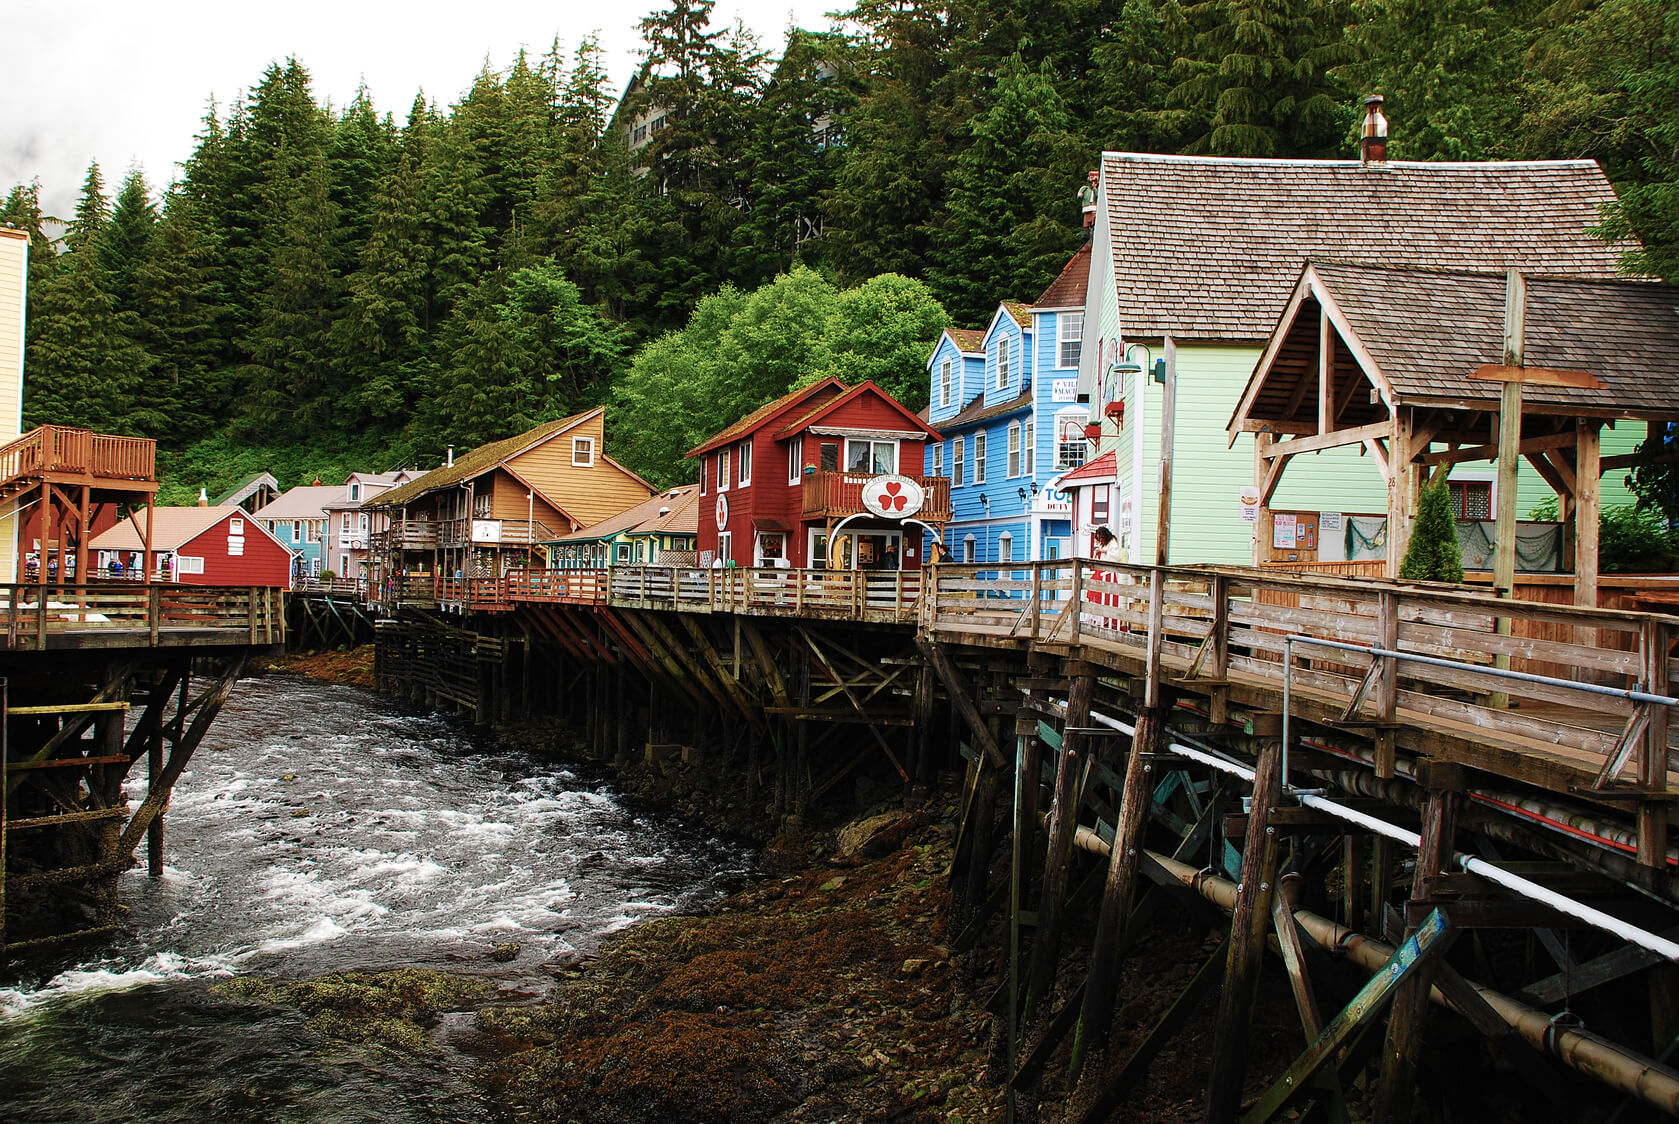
[860,474,926,519]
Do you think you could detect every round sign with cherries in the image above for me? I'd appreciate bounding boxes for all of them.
[715,494,729,529]
[860,474,926,519]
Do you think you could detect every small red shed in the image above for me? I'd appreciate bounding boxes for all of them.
[90,506,293,586]
[688,378,948,570]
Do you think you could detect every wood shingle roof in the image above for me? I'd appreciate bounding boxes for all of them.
[1100,153,1627,341]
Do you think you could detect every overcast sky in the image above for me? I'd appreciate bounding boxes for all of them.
[5,0,838,226]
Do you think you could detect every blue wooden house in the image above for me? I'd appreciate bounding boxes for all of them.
[925,246,1093,563]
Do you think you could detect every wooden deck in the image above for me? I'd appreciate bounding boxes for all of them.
[921,560,1676,848]
[0,583,284,650]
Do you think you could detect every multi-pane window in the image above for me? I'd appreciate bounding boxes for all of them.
[953,439,965,486]
[1058,312,1084,369]
[940,359,952,408]
[788,436,803,484]
[717,451,730,490]
[1007,422,1022,477]
[974,433,987,484]
[1056,410,1089,469]
[572,437,595,466]
[999,533,1014,563]
[1024,418,1035,474]
[995,338,1010,390]
[1451,480,1492,521]
[846,439,895,474]
[738,441,753,484]
[931,443,943,478]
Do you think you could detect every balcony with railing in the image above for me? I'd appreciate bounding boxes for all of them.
[0,426,157,498]
[800,472,951,523]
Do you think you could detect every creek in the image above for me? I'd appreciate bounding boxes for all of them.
[0,674,752,1123]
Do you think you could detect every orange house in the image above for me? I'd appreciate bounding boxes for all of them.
[365,408,654,581]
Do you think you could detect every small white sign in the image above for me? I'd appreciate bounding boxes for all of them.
[470,519,503,544]
[715,494,730,529]
[861,474,926,519]
[1319,511,1343,532]
[1052,378,1079,402]
[1273,513,1297,549]
[1239,486,1260,524]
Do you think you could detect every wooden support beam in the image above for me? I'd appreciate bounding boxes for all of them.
[1240,909,1453,1124]
[1024,674,1092,1030]
[1071,704,1164,1085]
[1204,716,1285,1122]
[1415,428,1577,467]
[1265,419,1396,461]
[1375,770,1461,1124]
[915,636,1006,769]
[1577,421,1601,614]
[1007,719,1044,1111]
[4,663,136,796]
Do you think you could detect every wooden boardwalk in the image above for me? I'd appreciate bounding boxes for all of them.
[1,582,283,650]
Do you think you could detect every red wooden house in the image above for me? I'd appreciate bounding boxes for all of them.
[90,506,292,586]
[688,378,948,569]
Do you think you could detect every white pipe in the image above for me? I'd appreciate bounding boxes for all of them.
[1083,703,1679,962]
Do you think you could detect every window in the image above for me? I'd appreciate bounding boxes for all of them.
[931,443,943,478]
[717,451,730,490]
[999,532,1013,563]
[738,440,752,485]
[1093,484,1111,526]
[176,555,204,575]
[359,513,369,533]
[349,483,361,501]
[616,542,632,564]
[1007,422,1022,477]
[1056,408,1089,469]
[995,338,1010,391]
[572,436,595,467]
[308,520,321,543]
[953,438,965,486]
[291,521,302,543]
[1058,312,1084,369]
[973,433,987,484]
[229,517,244,536]
[339,554,349,574]
[963,535,976,563]
[651,115,667,134]
[633,123,648,145]
[846,439,895,474]
[1025,418,1035,474]
[341,512,353,535]
[819,442,839,472]
[1451,480,1493,521]
[788,436,804,484]
[939,359,952,408]
[717,531,732,564]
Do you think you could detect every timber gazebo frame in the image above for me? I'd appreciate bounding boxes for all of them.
[0,425,158,583]
[1229,262,1679,607]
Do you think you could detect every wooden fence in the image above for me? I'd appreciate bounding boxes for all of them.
[0,583,283,649]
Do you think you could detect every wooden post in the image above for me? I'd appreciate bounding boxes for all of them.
[1374,589,1398,779]
[1070,703,1162,1085]
[147,679,166,877]
[1008,718,1044,1118]
[1156,335,1177,566]
[1575,420,1600,611]
[1024,672,1093,1029]
[1375,761,1462,1124]
[1204,714,1284,1123]
[1253,431,1276,567]
[1492,271,1525,707]
[1209,574,1230,724]
[1639,619,1670,868]
[1385,409,1414,577]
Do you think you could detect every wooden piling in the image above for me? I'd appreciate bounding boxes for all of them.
[1070,703,1162,1085]
[1204,714,1284,1123]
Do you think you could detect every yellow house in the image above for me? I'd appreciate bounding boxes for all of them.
[0,227,28,582]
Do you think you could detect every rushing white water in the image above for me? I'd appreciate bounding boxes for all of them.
[0,674,752,1122]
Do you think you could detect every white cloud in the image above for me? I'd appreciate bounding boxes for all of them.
[2,0,835,223]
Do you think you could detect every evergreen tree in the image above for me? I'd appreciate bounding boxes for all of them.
[926,55,1088,321]
[1166,0,1355,156]
[100,168,160,316]
[132,190,234,439]
[1088,0,1183,153]
[1398,472,1465,583]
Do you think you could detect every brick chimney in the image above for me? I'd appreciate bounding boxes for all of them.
[1360,95,1389,165]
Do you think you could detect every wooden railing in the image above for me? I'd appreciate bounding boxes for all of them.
[800,471,952,522]
[0,583,282,649]
[293,577,366,596]
[505,568,608,604]
[604,565,923,621]
[0,426,155,489]
[923,560,1678,805]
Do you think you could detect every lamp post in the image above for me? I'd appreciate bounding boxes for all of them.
[527,490,534,570]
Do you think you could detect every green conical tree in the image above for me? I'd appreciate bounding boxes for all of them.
[100,168,160,316]
[1399,472,1465,583]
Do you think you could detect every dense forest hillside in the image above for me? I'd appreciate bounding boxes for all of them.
[4,0,1675,499]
